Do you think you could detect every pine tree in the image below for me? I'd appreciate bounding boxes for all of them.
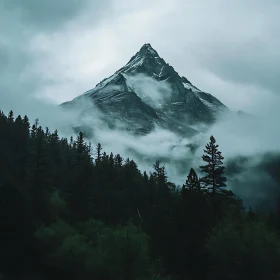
[152,161,172,202]
[153,161,168,188]
[114,154,123,169]
[8,110,14,123]
[22,115,30,130]
[182,168,201,193]
[109,152,114,168]
[95,143,102,165]
[76,132,86,155]
[199,135,227,196]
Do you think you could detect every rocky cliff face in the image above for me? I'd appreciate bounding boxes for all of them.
[61,43,229,136]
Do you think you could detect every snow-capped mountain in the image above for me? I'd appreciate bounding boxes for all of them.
[61,43,229,136]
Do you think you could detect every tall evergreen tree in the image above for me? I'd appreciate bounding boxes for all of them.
[182,168,201,194]
[199,135,227,196]
[8,110,14,123]
[95,143,102,165]
[153,161,168,190]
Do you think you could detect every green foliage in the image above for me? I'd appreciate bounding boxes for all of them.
[90,223,152,280]
[206,220,280,279]
[48,190,68,219]
[35,220,90,279]
[36,220,153,280]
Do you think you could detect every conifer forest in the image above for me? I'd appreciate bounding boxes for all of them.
[1,110,280,280]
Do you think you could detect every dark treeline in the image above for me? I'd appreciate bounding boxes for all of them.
[1,110,280,280]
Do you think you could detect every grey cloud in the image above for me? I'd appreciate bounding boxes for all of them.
[197,39,280,94]
[66,98,280,209]
[0,0,111,112]
[0,47,9,72]
[0,47,28,95]
[226,153,280,209]
[183,0,280,94]
[1,0,93,30]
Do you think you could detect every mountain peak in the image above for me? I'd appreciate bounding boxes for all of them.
[62,42,229,136]
[118,43,167,77]
[140,43,152,49]
[138,43,159,57]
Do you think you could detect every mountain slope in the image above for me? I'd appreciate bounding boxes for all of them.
[61,43,229,136]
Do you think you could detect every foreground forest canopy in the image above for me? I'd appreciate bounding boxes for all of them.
[1,110,280,280]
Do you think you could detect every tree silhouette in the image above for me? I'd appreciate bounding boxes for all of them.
[200,135,227,196]
[182,168,201,193]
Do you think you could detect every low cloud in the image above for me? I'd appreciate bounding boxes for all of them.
[65,91,280,209]
[2,81,280,210]
[125,74,172,108]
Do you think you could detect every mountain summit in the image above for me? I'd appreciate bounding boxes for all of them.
[61,44,229,136]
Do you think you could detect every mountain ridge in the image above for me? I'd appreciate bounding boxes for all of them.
[61,43,229,136]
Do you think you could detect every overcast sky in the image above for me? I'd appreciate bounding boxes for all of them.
[1,0,280,113]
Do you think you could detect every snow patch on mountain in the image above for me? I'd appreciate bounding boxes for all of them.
[183,81,201,93]
[120,57,145,73]
[198,98,217,110]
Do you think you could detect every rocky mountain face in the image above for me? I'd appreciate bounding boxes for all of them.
[61,43,229,136]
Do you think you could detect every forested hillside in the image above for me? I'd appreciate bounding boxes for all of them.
[1,110,280,280]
